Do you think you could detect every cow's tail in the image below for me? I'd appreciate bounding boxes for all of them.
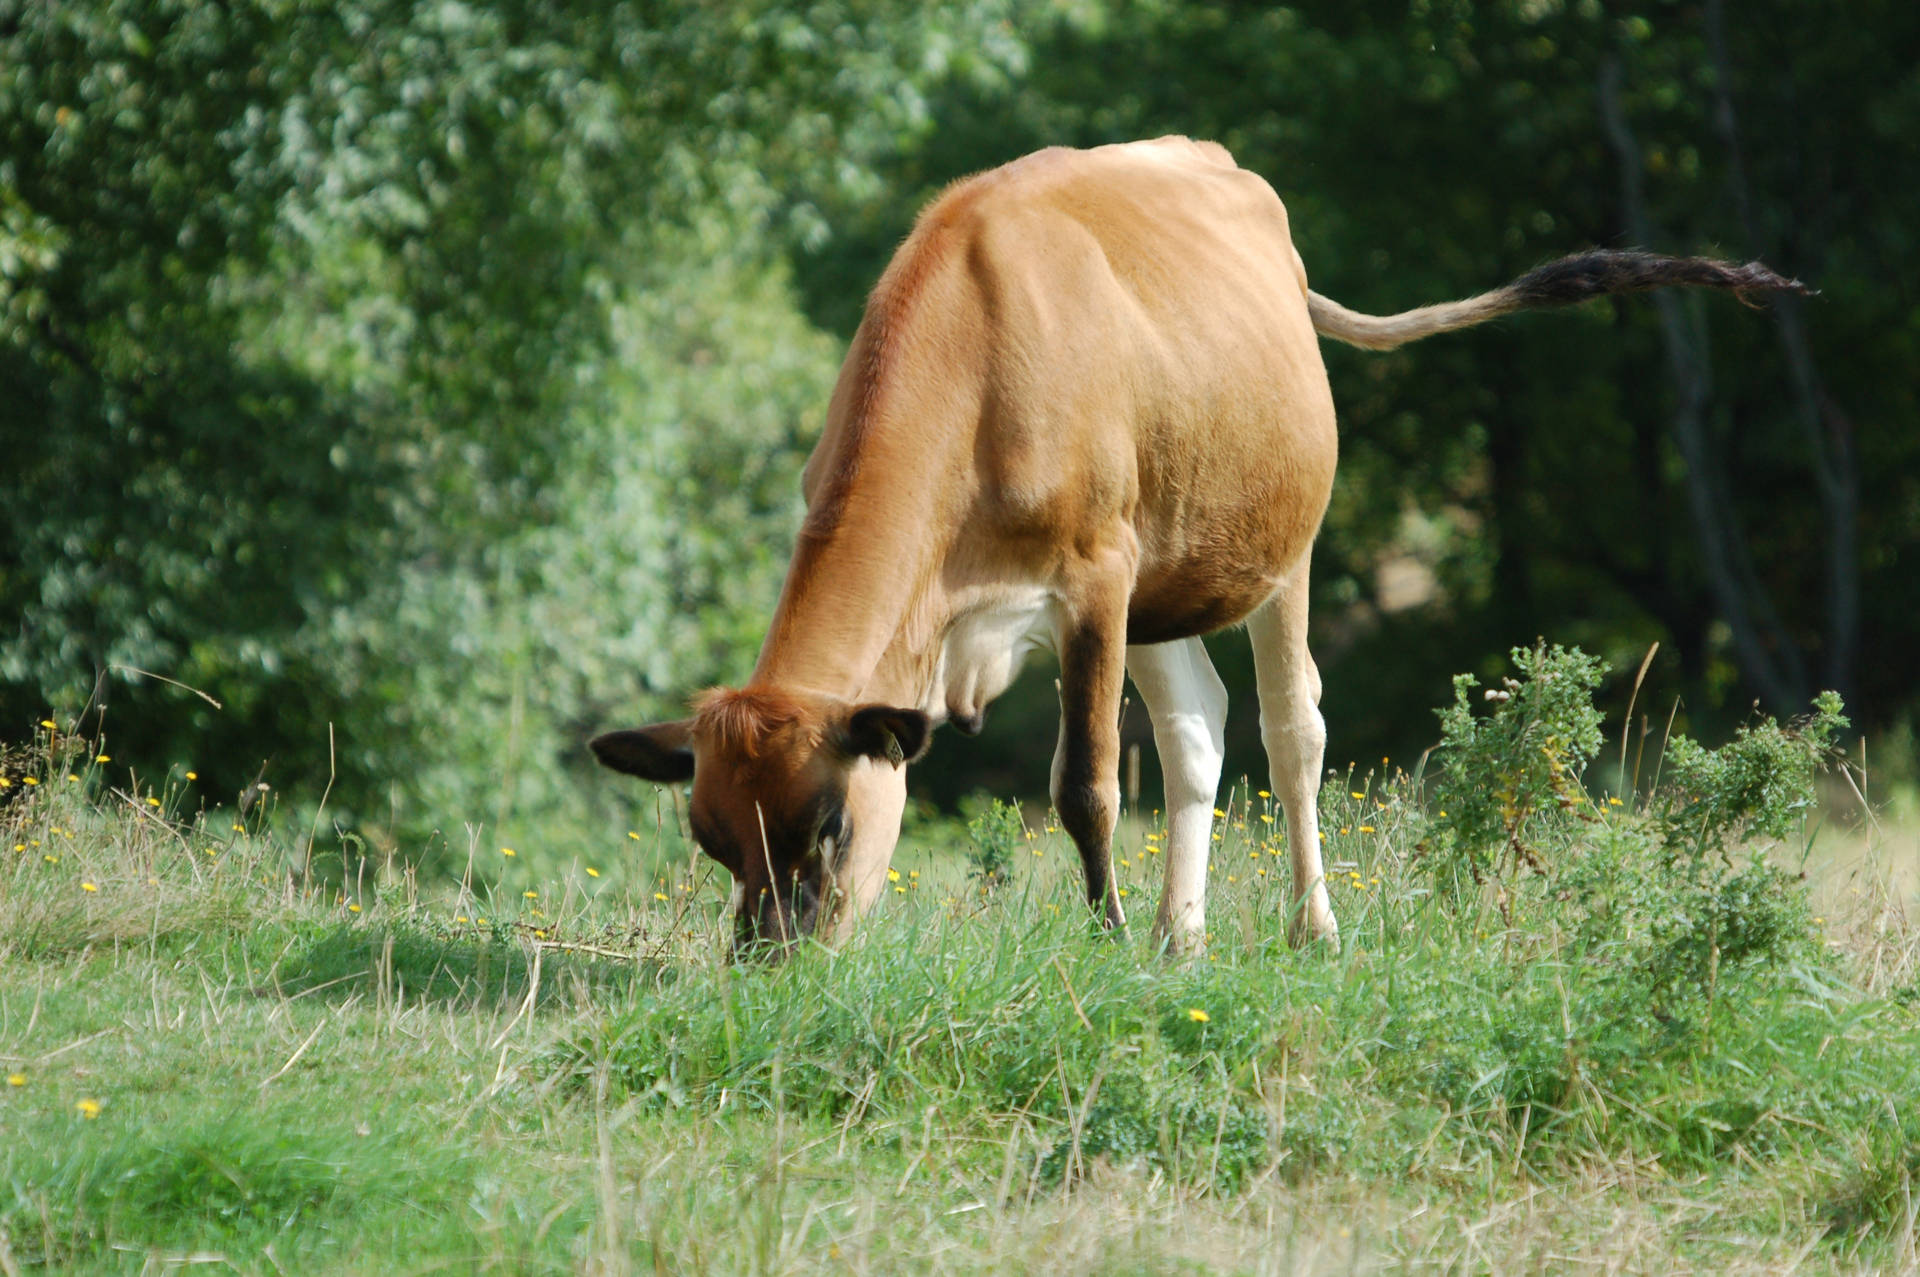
[1306,249,1808,352]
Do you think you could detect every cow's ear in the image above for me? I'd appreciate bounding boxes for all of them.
[840,705,932,769]
[590,721,695,783]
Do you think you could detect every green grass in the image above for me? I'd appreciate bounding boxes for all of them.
[2,715,1918,1273]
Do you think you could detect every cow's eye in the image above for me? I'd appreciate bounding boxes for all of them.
[816,805,851,859]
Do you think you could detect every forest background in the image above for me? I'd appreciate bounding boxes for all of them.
[3,0,1916,875]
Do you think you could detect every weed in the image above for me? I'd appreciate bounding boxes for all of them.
[964,797,1026,892]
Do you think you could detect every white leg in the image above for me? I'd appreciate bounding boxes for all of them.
[1126,636,1228,955]
[1247,575,1338,946]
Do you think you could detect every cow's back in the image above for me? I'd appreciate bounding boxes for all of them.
[815,138,1339,645]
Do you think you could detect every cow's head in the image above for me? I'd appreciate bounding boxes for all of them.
[591,687,930,955]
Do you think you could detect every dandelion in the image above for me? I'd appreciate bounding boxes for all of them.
[67,774,79,782]
[76,1098,101,1119]
[81,881,97,893]
[1257,789,1271,798]
[232,824,244,832]
[455,915,470,924]
[500,847,516,858]
[894,885,907,894]
[145,796,159,807]
[586,867,600,878]
[185,771,198,781]
[96,754,110,763]
[1212,808,1226,818]
[5,1074,22,1087]
[40,719,55,730]
[347,903,361,914]
[533,929,547,939]
[887,868,901,883]
[0,778,11,789]
[1259,813,1274,824]
[522,889,537,900]
[627,831,640,840]
[1359,825,1376,834]
[653,892,670,902]
[23,777,37,787]
[1438,810,1447,817]
[1118,886,1129,897]
[1350,791,1365,800]
[1607,797,1623,807]
[1317,831,1326,841]
[1339,827,1350,836]
[1186,1008,1210,1023]
[11,844,22,852]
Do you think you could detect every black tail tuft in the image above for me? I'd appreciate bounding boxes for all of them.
[1508,249,1811,311]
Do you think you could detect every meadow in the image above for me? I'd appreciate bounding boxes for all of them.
[2,648,1917,1275]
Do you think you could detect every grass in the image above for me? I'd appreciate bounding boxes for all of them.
[1,704,1918,1274]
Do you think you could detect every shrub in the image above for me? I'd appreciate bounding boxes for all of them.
[1429,641,1607,888]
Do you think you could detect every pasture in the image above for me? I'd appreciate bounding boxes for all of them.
[3,652,1917,1274]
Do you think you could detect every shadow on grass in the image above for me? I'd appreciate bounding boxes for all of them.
[265,921,659,1010]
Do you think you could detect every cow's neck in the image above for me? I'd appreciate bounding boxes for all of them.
[748,471,949,711]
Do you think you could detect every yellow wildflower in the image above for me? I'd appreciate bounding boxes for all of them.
[500,847,516,857]
[81,881,97,893]
[887,868,901,882]
[96,754,110,763]
[347,903,361,914]
[653,892,670,902]
[39,719,55,729]
[22,776,37,786]
[1186,1008,1210,1023]
[1259,813,1274,824]
[145,796,159,807]
[185,771,197,780]
[1258,789,1271,798]
[585,867,600,878]
[76,1098,101,1119]
[5,1074,23,1087]
[522,889,537,899]
[1360,825,1376,833]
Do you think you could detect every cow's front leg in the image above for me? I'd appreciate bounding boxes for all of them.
[1049,559,1133,932]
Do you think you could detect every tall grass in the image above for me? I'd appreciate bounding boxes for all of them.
[1,657,1916,1273]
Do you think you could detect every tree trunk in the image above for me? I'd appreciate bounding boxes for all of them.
[1703,0,1860,711]
[1597,55,1808,715]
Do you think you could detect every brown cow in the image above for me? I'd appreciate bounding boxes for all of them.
[592,137,1801,955]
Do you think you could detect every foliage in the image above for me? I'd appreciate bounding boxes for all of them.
[1430,641,1608,882]
[963,796,1025,891]
[4,0,1919,877]
[1656,690,1850,858]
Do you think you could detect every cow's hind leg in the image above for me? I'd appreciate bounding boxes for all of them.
[1126,636,1227,955]
[1248,571,1339,945]
[1050,559,1133,932]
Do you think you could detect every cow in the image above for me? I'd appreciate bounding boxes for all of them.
[591,136,1801,956]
